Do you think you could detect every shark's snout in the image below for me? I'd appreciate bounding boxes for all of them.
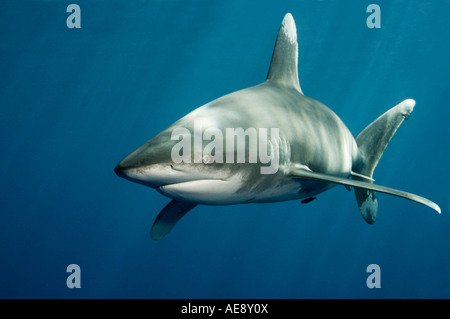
[114,161,144,185]
[114,163,163,187]
[114,163,126,178]
[114,157,199,188]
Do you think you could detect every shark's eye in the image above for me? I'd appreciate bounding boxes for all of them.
[202,154,211,164]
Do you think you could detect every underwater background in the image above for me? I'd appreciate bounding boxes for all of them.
[0,0,449,298]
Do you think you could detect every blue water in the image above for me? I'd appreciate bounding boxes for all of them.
[1,0,449,298]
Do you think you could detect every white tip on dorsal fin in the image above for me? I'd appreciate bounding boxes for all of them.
[266,13,303,94]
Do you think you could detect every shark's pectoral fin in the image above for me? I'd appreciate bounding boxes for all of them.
[150,200,197,240]
[288,166,441,217]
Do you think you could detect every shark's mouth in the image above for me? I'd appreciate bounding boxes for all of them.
[115,164,214,188]
[157,177,250,205]
[158,179,234,204]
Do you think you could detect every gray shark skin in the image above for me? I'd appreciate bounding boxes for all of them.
[115,13,440,240]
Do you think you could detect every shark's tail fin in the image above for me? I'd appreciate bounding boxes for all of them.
[352,99,416,223]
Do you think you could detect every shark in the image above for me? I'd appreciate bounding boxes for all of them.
[114,13,441,240]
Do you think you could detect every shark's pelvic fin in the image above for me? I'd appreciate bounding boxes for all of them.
[150,199,197,240]
[288,166,441,217]
[266,13,302,94]
[352,99,416,223]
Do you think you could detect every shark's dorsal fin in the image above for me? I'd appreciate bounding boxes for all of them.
[266,13,302,94]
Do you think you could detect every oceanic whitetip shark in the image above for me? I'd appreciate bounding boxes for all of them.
[115,13,441,240]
